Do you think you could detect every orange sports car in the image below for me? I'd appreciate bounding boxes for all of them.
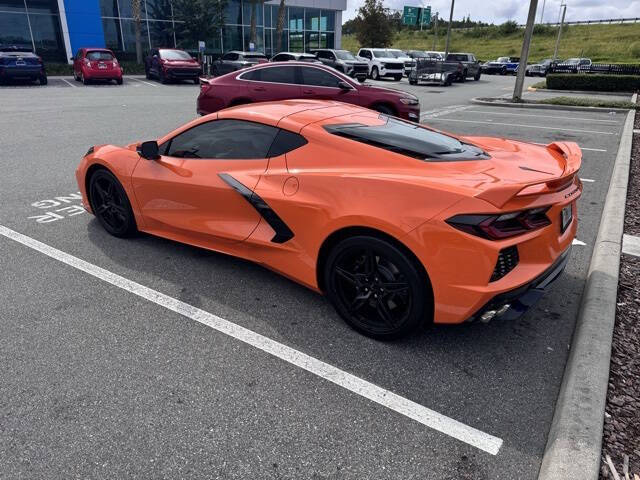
[76,100,582,339]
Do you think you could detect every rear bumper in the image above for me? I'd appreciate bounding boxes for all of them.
[468,246,571,323]
[84,68,122,79]
[0,66,44,79]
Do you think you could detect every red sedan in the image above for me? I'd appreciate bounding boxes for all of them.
[72,48,123,85]
[197,62,420,121]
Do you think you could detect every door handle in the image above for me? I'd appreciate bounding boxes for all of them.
[253,86,266,92]
[302,89,314,94]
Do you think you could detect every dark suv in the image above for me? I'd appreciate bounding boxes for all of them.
[312,49,368,82]
[0,46,47,85]
[211,51,269,76]
[445,53,481,81]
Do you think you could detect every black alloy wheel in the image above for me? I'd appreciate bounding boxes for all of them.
[325,236,430,339]
[89,169,137,238]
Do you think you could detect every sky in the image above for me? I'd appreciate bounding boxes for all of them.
[343,0,640,24]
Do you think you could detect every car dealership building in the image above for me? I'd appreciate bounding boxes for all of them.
[0,0,346,62]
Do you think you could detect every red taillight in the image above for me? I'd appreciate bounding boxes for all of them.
[447,207,551,240]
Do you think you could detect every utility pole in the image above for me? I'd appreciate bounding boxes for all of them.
[512,0,539,102]
[433,12,438,50]
[539,0,546,23]
[444,0,455,58]
[553,4,567,62]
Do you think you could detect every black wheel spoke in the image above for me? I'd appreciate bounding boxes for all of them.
[381,281,409,295]
[335,267,357,285]
[348,293,369,313]
[94,182,108,200]
[363,248,376,275]
[95,204,109,214]
[376,298,397,328]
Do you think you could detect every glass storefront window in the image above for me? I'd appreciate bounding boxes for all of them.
[223,25,243,51]
[100,0,119,17]
[242,0,263,27]
[264,28,272,56]
[319,31,334,49]
[117,0,133,18]
[305,9,319,31]
[28,12,65,61]
[119,18,149,51]
[243,25,263,52]
[289,30,303,52]
[288,7,303,32]
[0,0,27,13]
[272,28,287,53]
[0,11,31,48]
[25,0,58,15]
[145,0,172,20]
[224,0,241,25]
[320,10,334,31]
[304,31,318,51]
[102,17,123,51]
[148,19,173,49]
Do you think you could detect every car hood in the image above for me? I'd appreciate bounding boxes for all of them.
[344,59,368,65]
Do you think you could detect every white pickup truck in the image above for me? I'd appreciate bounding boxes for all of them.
[356,48,404,81]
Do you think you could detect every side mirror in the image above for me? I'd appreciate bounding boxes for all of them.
[137,141,160,160]
[337,81,352,91]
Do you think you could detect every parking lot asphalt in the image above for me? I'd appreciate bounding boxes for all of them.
[0,75,627,479]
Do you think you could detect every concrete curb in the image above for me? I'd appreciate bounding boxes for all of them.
[471,97,633,113]
[537,95,636,479]
[527,86,635,97]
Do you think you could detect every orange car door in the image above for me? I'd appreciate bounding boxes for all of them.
[131,118,280,243]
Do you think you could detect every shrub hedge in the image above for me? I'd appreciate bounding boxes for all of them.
[45,61,147,76]
[546,74,640,92]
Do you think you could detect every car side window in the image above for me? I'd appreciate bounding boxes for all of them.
[327,52,336,60]
[165,119,279,159]
[259,65,297,84]
[300,66,340,88]
[241,69,262,81]
[222,53,235,61]
[272,54,283,61]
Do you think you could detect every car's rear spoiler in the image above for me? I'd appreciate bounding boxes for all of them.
[475,142,582,208]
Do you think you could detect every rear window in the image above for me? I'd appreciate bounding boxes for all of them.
[160,49,192,60]
[446,54,468,62]
[87,51,114,61]
[324,116,488,162]
[244,53,267,59]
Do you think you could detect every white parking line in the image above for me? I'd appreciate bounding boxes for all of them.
[420,105,471,119]
[427,118,616,135]
[572,239,587,246]
[465,110,620,124]
[0,224,503,456]
[580,178,596,183]
[60,78,76,88]
[622,234,640,257]
[129,77,158,87]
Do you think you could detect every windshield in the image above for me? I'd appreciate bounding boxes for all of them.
[324,116,488,162]
[387,50,405,58]
[566,58,580,64]
[160,49,192,60]
[496,57,509,63]
[245,53,267,59]
[335,50,356,60]
[372,50,394,58]
[87,51,114,61]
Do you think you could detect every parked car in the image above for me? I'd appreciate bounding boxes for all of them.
[357,48,404,81]
[72,48,123,85]
[211,51,268,76]
[197,62,420,121]
[386,48,416,76]
[482,57,520,75]
[311,49,369,82]
[145,48,201,84]
[0,45,47,85]
[271,52,321,63]
[408,57,461,86]
[553,57,592,73]
[77,100,582,338]
[445,53,481,81]
[525,58,556,77]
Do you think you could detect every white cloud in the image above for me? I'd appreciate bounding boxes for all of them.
[344,0,640,24]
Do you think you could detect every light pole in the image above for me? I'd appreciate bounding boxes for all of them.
[512,0,539,102]
[444,0,455,58]
[433,12,438,50]
[553,4,567,62]
[539,0,546,23]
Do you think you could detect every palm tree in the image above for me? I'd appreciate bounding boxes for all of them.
[275,0,286,53]
[132,0,143,64]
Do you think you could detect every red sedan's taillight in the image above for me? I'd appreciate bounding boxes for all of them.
[446,207,551,240]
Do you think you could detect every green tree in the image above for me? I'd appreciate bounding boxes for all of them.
[354,0,393,48]
[172,0,227,51]
[275,0,287,52]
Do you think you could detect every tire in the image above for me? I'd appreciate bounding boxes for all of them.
[500,67,507,75]
[116,77,123,85]
[212,66,219,77]
[393,75,402,81]
[372,104,394,116]
[81,72,89,85]
[324,236,430,339]
[370,66,379,80]
[39,75,47,85]
[474,71,481,81]
[145,66,152,80]
[409,79,417,85]
[193,78,199,84]
[159,69,169,84]
[88,169,137,238]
